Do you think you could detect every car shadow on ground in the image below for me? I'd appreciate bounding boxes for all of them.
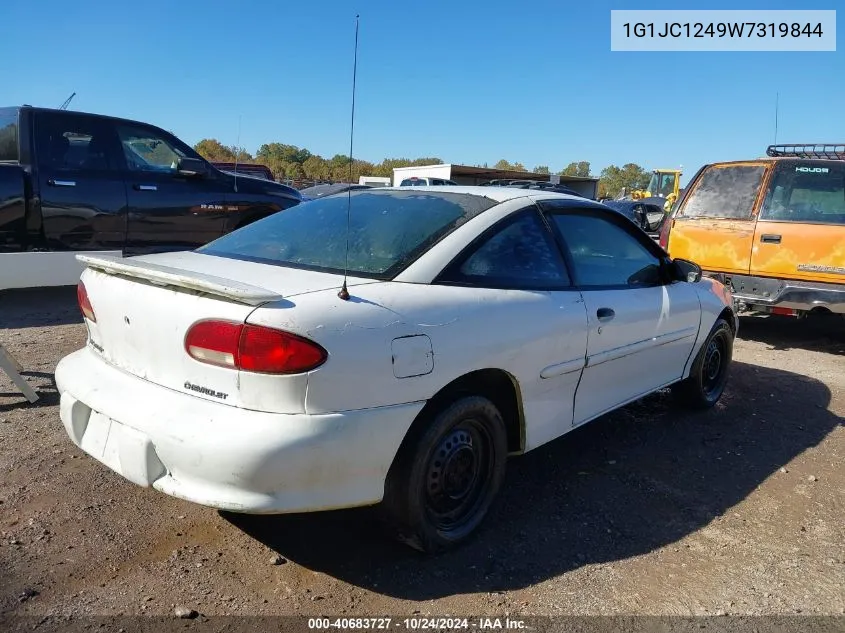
[0,286,81,330]
[226,360,842,600]
[738,314,845,356]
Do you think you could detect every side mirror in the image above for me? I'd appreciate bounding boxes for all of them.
[176,157,209,178]
[672,258,702,283]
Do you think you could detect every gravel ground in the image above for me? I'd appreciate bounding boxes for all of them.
[1,287,843,622]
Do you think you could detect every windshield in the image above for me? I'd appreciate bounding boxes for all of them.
[647,172,676,197]
[198,190,496,278]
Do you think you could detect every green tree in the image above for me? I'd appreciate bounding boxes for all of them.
[302,155,331,180]
[256,143,311,165]
[533,165,550,175]
[560,161,591,178]
[493,159,526,172]
[598,163,650,199]
[229,146,254,163]
[194,138,236,162]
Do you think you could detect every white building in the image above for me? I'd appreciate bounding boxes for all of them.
[358,176,391,187]
[392,163,599,199]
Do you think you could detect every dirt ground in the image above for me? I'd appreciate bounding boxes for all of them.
[1,287,843,623]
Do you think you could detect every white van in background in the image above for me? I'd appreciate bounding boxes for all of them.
[399,176,458,187]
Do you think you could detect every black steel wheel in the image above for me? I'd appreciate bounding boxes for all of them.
[383,396,507,553]
[674,318,734,409]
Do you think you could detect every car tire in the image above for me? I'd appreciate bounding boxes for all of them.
[382,396,508,554]
[673,318,734,409]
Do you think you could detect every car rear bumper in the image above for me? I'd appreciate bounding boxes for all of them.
[55,348,423,514]
[707,273,845,315]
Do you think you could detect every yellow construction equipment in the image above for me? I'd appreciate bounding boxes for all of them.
[626,168,683,210]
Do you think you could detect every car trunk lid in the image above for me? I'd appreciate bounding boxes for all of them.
[78,252,375,413]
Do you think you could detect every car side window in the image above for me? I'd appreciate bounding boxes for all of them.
[550,212,663,288]
[439,210,570,289]
[116,125,186,173]
[35,113,120,172]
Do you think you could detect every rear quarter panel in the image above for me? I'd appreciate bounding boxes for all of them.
[247,281,588,453]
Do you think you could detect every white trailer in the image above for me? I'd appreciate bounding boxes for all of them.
[392,163,599,199]
[0,251,122,291]
[358,176,391,187]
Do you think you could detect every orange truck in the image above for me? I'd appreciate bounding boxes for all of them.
[660,144,845,317]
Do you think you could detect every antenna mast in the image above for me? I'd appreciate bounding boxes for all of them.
[59,92,76,110]
[233,115,242,193]
[774,92,779,144]
[338,14,360,301]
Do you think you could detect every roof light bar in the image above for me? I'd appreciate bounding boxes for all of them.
[766,144,845,160]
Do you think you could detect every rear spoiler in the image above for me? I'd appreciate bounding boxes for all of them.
[76,254,284,306]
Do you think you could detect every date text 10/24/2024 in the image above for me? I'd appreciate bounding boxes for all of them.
[308,618,526,630]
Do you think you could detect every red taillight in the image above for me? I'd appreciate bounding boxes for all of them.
[239,325,327,373]
[77,281,96,322]
[185,320,242,368]
[658,216,673,250]
[184,320,327,374]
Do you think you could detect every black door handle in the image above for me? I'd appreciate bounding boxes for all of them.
[597,307,615,322]
[760,234,781,244]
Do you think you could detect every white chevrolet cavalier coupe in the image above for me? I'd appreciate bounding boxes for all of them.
[56,187,737,552]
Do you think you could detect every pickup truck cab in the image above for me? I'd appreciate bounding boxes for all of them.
[661,144,845,317]
[0,106,301,256]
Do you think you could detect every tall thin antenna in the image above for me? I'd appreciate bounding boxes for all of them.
[774,92,779,144]
[59,92,76,110]
[233,114,242,193]
[338,14,360,302]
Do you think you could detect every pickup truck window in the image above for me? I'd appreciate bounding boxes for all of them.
[35,113,119,171]
[117,125,186,173]
[681,164,766,220]
[0,110,17,162]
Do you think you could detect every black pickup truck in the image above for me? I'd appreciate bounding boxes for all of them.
[0,106,301,255]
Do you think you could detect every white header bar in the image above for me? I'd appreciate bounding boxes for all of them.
[611,10,836,51]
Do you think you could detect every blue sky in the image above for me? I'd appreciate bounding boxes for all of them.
[2,0,842,184]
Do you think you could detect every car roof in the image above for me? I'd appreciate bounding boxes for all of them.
[708,157,843,166]
[300,183,370,197]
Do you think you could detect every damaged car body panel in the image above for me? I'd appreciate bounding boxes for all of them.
[55,187,736,550]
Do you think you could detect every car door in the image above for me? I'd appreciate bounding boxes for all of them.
[752,159,845,285]
[34,110,128,251]
[667,162,768,273]
[115,123,228,255]
[543,204,701,425]
[435,207,589,451]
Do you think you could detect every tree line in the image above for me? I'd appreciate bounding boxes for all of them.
[193,138,652,198]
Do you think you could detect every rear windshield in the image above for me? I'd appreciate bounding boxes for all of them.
[681,164,766,219]
[401,179,426,186]
[0,110,19,162]
[199,190,496,278]
[761,162,845,225]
